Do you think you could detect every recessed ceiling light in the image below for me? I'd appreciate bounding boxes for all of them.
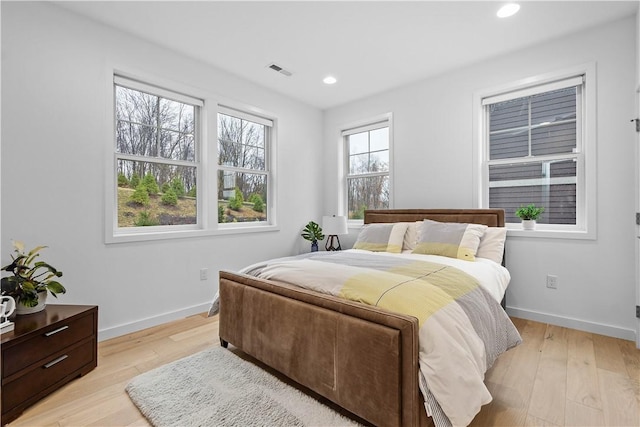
[323,76,337,85]
[497,3,520,18]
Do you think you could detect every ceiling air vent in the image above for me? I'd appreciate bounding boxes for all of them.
[267,63,292,77]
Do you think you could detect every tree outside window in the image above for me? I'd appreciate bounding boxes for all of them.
[217,110,271,223]
[114,79,200,228]
[345,124,390,219]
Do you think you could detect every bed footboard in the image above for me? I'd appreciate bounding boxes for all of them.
[219,270,427,427]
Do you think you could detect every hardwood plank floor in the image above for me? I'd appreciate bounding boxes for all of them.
[7,315,639,427]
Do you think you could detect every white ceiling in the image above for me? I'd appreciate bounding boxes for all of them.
[55,1,638,110]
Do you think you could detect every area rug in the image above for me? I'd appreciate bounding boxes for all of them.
[126,345,364,427]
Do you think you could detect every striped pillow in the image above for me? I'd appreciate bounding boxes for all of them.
[412,219,487,261]
[353,223,409,253]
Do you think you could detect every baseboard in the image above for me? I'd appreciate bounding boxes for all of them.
[97,302,211,342]
[97,303,637,343]
[506,306,637,342]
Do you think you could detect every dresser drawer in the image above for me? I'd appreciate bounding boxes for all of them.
[2,337,96,414]
[2,311,95,378]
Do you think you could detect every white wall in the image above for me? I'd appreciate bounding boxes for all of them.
[1,2,323,340]
[324,16,638,341]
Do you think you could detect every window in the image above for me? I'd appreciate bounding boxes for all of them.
[109,74,278,242]
[114,76,201,230]
[480,72,593,235]
[343,117,391,220]
[217,107,272,224]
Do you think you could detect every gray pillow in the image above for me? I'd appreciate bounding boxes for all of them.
[353,223,409,253]
[412,219,487,261]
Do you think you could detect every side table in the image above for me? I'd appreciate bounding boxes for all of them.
[1,304,98,425]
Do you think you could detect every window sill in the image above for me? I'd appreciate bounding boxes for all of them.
[106,224,280,244]
[345,220,594,240]
[506,225,595,240]
[347,220,364,229]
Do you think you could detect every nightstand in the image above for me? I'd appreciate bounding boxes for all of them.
[1,304,98,425]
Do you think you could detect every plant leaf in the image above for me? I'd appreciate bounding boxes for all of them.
[26,245,47,258]
[1,276,21,295]
[46,281,66,295]
[19,296,39,307]
[21,281,36,292]
[12,240,25,252]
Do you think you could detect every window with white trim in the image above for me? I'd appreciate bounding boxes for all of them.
[217,107,272,224]
[482,75,587,229]
[110,74,278,242]
[343,119,391,220]
[114,76,201,229]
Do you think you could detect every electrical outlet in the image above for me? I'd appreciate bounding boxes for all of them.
[199,268,208,281]
[546,274,558,289]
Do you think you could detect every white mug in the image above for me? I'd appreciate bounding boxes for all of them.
[0,295,16,320]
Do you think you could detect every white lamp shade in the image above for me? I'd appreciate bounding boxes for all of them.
[322,215,348,235]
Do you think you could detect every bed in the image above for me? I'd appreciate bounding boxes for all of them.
[214,209,521,427]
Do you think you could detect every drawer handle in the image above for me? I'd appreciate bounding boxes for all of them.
[44,355,68,369]
[44,325,69,337]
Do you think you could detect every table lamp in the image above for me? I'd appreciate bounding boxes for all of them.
[322,215,348,251]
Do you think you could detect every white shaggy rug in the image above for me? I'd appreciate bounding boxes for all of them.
[126,346,364,427]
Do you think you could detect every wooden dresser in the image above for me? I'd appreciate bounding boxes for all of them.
[1,304,98,425]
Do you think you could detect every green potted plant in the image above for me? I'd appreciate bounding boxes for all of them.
[301,221,325,252]
[515,204,545,230]
[1,241,66,314]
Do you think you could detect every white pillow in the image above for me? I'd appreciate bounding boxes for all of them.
[402,221,421,251]
[476,227,507,264]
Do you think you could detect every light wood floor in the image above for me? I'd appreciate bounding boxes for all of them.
[7,314,640,427]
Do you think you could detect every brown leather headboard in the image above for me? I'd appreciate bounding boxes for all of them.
[364,209,505,227]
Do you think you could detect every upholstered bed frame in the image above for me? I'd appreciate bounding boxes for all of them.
[218,209,505,427]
